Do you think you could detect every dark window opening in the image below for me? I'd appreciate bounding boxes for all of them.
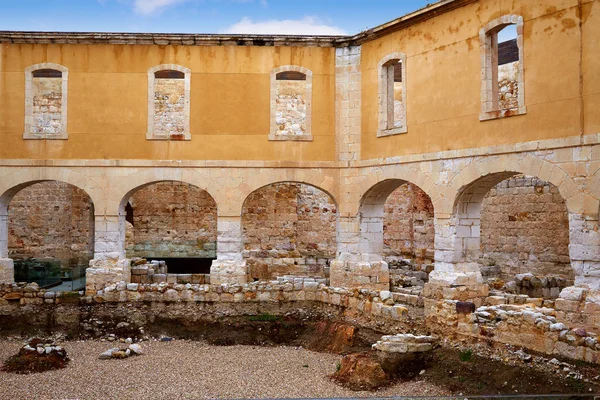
[154,70,185,79]
[393,62,402,83]
[33,69,62,78]
[276,71,306,81]
[125,202,134,226]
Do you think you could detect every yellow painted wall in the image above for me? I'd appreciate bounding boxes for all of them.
[361,0,595,160]
[0,44,335,160]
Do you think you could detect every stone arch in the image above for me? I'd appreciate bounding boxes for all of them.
[450,168,573,285]
[0,179,95,285]
[358,178,434,263]
[117,179,218,262]
[347,166,440,216]
[233,169,338,217]
[241,180,337,281]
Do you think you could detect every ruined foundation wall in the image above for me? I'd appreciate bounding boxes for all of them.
[125,182,217,259]
[8,182,94,267]
[383,183,435,264]
[480,176,573,283]
[242,183,336,280]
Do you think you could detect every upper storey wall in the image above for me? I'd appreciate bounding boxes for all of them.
[361,0,598,160]
[0,44,335,161]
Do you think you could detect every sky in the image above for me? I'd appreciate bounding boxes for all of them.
[0,0,437,35]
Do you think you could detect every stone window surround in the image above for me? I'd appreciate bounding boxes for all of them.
[147,64,191,141]
[24,63,69,140]
[377,52,407,138]
[479,14,526,122]
[269,65,313,142]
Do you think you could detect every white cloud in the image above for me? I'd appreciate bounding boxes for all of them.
[134,0,188,15]
[221,16,346,35]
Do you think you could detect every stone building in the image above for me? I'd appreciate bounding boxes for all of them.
[0,0,599,363]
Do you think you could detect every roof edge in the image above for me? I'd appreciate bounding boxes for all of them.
[0,0,475,47]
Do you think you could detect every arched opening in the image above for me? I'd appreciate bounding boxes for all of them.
[242,182,337,281]
[360,179,435,291]
[122,181,217,278]
[6,181,94,290]
[455,173,572,298]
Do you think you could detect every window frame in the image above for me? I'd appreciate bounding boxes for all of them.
[147,64,192,141]
[377,52,407,138]
[479,14,526,121]
[24,63,69,140]
[269,65,313,142]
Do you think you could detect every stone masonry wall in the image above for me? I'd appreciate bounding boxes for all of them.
[480,175,573,283]
[383,183,435,264]
[275,80,306,136]
[498,61,519,110]
[153,78,186,137]
[32,77,62,134]
[393,84,404,128]
[8,182,94,267]
[125,182,217,259]
[242,183,336,280]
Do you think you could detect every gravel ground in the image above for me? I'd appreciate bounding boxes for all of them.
[0,339,450,399]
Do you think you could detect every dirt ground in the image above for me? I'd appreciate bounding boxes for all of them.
[1,317,599,398]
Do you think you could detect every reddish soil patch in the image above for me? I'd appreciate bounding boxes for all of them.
[2,346,69,374]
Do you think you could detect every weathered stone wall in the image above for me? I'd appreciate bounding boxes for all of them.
[383,183,435,264]
[498,61,519,110]
[480,175,573,283]
[8,182,94,267]
[125,182,217,259]
[153,78,186,137]
[393,83,404,128]
[275,80,306,136]
[242,183,336,280]
[32,77,62,134]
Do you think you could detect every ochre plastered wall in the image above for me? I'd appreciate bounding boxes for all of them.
[361,0,597,160]
[0,44,335,161]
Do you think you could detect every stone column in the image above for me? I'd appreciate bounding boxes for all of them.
[210,215,247,285]
[567,213,600,291]
[85,214,130,295]
[0,210,14,284]
[330,215,389,290]
[335,46,361,162]
[424,216,487,301]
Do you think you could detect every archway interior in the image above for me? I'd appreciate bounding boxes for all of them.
[7,181,94,290]
[456,173,572,299]
[360,179,435,291]
[242,182,337,281]
[124,181,217,274]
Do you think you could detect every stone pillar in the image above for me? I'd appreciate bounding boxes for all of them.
[331,215,390,290]
[210,215,247,285]
[424,216,487,301]
[85,214,130,295]
[0,210,14,284]
[335,46,361,162]
[568,213,600,291]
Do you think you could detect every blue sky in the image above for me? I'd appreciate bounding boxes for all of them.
[0,0,436,35]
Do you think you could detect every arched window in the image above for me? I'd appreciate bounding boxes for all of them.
[24,63,68,139]
[269,65,313,141]
[479,15,526,121]
[147,64,191,140]
[377,53,407,137]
